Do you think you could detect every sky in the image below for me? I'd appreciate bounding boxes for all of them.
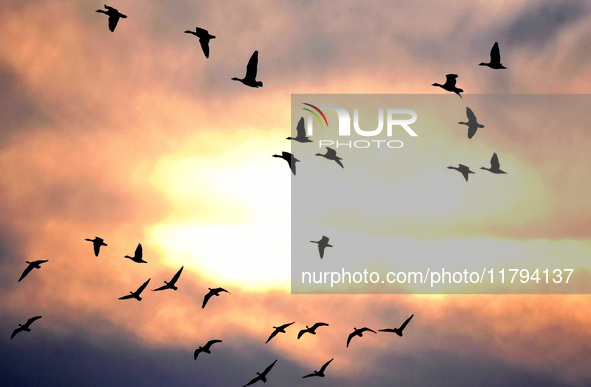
[1,0,591,386]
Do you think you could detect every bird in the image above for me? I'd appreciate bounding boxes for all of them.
[124,243,147,263]
[18,260,48,282]
[184,27,215,58]
[458,107,484,139]
[379,314,414,336]
[85,237,107,257]
[202,287,230,308]
[243,359,277,386]
[153,266,184,291]
[96,4,127,32]
[232,50,263,88]
[479,42,507,69]
[346,327,377,347]
[310,236,332,259]
[481,153,507,174]
[119,278,150,301]
[265,321,295,344]
[194,339,222,360]
[11,316,42,339]
[287,117,313,143]
[273,151,299,175]
[298,322,329,339]
[316,147,344,168]
[302,358,333,378]
[448,164,474,182]
[432,74,463,98]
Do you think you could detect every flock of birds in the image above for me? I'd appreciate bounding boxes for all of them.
[9,4,514,385]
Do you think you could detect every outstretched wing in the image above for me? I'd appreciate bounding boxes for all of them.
[199,37,210,58]
[361,327,377,334]
[25,316,42,327]
[318,244,325,258]
[18,264,34,282]
[379,328,395,333]
[297,329,307,339]
[135,278,151,294]
[93,241,101,257]
[119,294,134,300]
[135,243,142,259]
[266,329,279,344]
[295,117,306,138]
[311,322,328,330]
[170,266,184,285]
[466,107,476,123]
[11,327,23,339]
[108,15,120,32]
[325,147,337,158]
[319,358,333,373]
[152,284,169,291]
[245,51,259,80]
[346,331,355,347]
[490,153,500,170]
[302,372,317,378]
[194,348,203,360]
[490,42,501,64]
[399,314,414,331]
[206,339,222,348]
[243,375,260,387]
[202,291,213,308]
[261,359,277,376]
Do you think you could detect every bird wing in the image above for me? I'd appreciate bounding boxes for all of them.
[194,348,202,360]
[379,328,395,333]
[245,51,259,79]
[445,74,458,84]
[335,158,344,168]
[108,15,119,32]
[302,373,317,378]
[289,157,297,175]
[194,27,208,36]
[136,279,150,294]
[25,316,42,327]
[318,244,325,258]
[170,266,184,284]
[93,241,101,256]
[311,322,328,330]
[490,42,501,64]
[243,375,260,386]
[467,124,478,139]
[119,294,134,300]
[18,264,34,282]
[346,331,355,347]
[202,291,213,308]
[198,37,210,58]
[33,259,49,265]
[319,358,333,373]
[11,327,23,339]
[266,329,279,343]
[297,329,307,339]
[490,153,500,170]
[361,327,377,334]
[152,284,168,291]
[281,321,295,329]
[261,359,277,376]
[466,107,476,123]
[135,243,142,259]
[219,287,230,294]
[325,147,337,158]
[295,117,306,138]
[206,339,222,348]
[399,314,414,331]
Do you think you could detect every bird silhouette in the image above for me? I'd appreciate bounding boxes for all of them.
[346,327,377,347]
[124,243,147,263]
[232,50,263,88]
[379,314,414,337]
[119,278,150,301]
[481,153,507,174]
[96,4,127,32]
[184,27,215,58]
[85,237,107,257]
[298,322,329,339]
[448,164,474,182]
[202,287,230,308]
[18,260,48,282]
[479,42,507,69]
[302,358,333,378]
[287,117,313,143]
[194,339,222,360]
[458,107,484,139]
[273,151,299,175]
[316,147,344,168]
[11,316,42,339]
[432,74,463,98]
[310,236,332,259]
[243,359,277,386]
[266,321,295,344]
[153,266,184,291]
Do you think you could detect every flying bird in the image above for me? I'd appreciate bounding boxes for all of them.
[85,237,107,257]
[202,287,230,308]
[18,260,48,282]
[303,358,333,378]
[346,327,377,347]
[316,147,344,168]
[432,74,463,98]
[96,4,127,32]
[298,322,329,339]
[119,278,150,301]
[124,243,147,263]
[287,117,313,143]
[379,314,414,336]
[448,164,474,182]
[184,27,215,58]
[310,236,332,259]
[273,151,299,175]
[11,316,42,339]
[194,339,222,360]
[458,107,484,139]
[153,266,184,291]
[232,50,263,88]
[266,321,295,344]
[479,42,507,69]
[243,359,277,386]
[481,153,507,174]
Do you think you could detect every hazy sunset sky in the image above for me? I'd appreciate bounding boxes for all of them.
[1,0,591,386]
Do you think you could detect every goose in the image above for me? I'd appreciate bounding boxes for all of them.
[298,322,329,339]
[481,153,507,174]
[432,74,463,98]
[124,243,147,263]
[479,42,507,69]
[310,236,332,259]
[119,278,150,301]
[243,359,277,386]
[184,27,215,58]
[287,117,313,143]
[302,358,333,378]
[379,314,414,336]
[316,147,343,168]
[18,260,48,282]
[153,266,184,291]
[272,151,299,175]
[194,339,222,360]
[11,316,42,339]
[346,327,376,347]
[96,4,127,32]
[448,164,474,182]
[85,237,107,257]
[458,107,484,139]
[202,287,230,308]
[266,321,295,344]
[232,51,263,88]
